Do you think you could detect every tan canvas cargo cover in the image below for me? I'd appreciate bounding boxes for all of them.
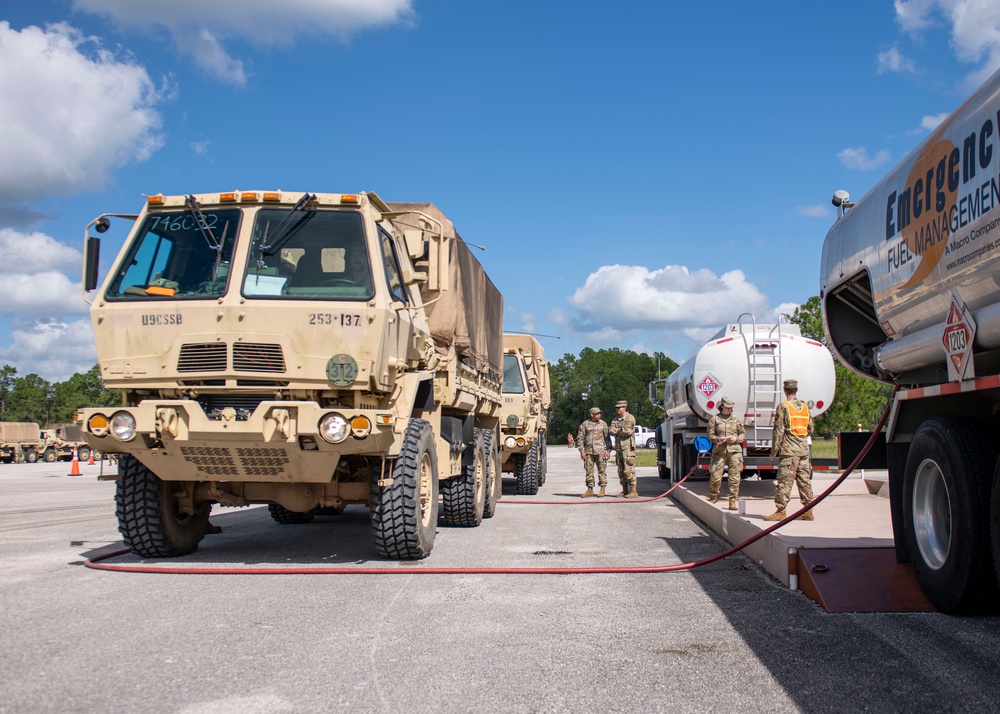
[0,422,40,442]
[386,202,503,379]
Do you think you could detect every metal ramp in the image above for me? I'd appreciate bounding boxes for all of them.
[737,313,782,449]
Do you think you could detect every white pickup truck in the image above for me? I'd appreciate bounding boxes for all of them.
[611,425,656,449]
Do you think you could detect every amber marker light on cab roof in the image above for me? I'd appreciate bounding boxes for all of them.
[340,194,359,204]
[220,192,237,202]
[241,192,259,202]
[263,192,281,202]
[147,195,164,205]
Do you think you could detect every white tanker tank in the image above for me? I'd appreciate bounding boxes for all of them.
[821,66,1000,613]
[650,314,835,481]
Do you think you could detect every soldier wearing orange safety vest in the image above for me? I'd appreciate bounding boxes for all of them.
[763,379,816,522]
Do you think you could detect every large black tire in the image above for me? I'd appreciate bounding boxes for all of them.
[514,450,538,495]
[658,463,670,480]
[902,417,997,614]
[442,428,486,527]
[115,455,209,558]
[483,430,501,519]
[371,418,439,559]
[268,503,316,524]
[23,449,37,464]
[43,448,56,463]
[527,439,542,489]
[645,438,656,449]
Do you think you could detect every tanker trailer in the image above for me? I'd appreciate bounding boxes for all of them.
[821,66,1000,613]
[649,314,835,482]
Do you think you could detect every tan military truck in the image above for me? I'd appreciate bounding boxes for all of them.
[77,190,503,559]
[499,333,550,494]
[43,423,97,462]
[0,422,43,463]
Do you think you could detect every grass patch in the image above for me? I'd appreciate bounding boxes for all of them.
[811,439,838,459]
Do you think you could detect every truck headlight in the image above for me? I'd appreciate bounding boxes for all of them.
[504,436,517,449]
[319,413,349,444]
[110,412,137,441]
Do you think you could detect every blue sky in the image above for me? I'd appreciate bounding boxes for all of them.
[1,1,999,380]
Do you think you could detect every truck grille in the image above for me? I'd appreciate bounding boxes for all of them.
[176,342,286,375]
[178,343,227,372]
[233,343,285,373]
[179,445,290,478]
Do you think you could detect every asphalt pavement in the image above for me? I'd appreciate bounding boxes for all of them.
[1,449,998,713]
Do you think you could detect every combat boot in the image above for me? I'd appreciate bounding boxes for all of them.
[707,493,719,504]
[614,491,627,498]
[763,509,786,521]
[625,488,638,499]
[728,497,737,511]
[597,486,606,497]
[797,510,815,521]
[581,487,595,498]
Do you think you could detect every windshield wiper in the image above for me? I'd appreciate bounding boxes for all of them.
[185,195,222,251]
[260,193,317,256]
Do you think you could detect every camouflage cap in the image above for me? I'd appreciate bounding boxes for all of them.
[615,400,628,408]
[783,379,798,390]
[589,407,602,415]
[719,397,735,409]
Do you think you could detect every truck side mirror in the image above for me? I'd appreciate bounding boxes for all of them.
[403,229,427,261]
[84,236,100,292]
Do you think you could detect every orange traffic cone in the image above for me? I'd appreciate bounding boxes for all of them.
[87,450,95,466]
[68,449,81,477]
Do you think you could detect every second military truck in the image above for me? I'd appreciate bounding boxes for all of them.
[499,333,550,494]
[77,190,503,560]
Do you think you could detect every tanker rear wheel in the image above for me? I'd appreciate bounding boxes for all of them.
[903,417,997,613]
[441,428,486,527]
[483,430,501,519]
[370,418,438,559]
[115,455,209,558]
[268,504,317,524]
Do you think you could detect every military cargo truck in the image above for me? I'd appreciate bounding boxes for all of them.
[822,66,1000,612]
[499,333,550,495]
[77,190,502,560]
[0,422,43,463]
[43,423,97,462]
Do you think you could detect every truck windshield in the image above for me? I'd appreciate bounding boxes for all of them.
[105,209,240,299]
[243,209,374,300]
[503,354,525,393]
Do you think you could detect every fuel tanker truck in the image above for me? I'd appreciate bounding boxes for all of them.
[649,314,835,482]
[822,67,1000,613]
[499,333,550,495]
[76,190,503,560]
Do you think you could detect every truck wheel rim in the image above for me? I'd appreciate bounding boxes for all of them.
[419,453,433,529]
[912,458,951,570]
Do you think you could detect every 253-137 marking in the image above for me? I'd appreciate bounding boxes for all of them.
[309,313,361,326]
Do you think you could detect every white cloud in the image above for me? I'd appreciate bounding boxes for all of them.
[0,273,88,317]
[877,46,916,74]
[190,139,211,156]
[566,264,768,333]
[0,319,97,381]
[0,229,82,274]
[0,22,165,203]
[794,204,831,218]
[72,0,415,85]
[837,146,892,171]
[895,0,1000,85]
[921,112,951,130]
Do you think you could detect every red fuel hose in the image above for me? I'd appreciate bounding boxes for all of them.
[85,391,895,576]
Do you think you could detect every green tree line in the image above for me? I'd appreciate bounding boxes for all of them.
[0,364,121,425]
[547,348,678,443]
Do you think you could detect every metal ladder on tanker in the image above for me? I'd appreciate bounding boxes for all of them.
[737,313,782,450]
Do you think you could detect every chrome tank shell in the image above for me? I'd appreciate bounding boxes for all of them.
[821,67,1000,380]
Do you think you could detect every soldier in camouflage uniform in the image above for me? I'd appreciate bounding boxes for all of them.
[706,396,745,510]
[577,407,610,498]
[610,399,638,498]
[764,379,816,522]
